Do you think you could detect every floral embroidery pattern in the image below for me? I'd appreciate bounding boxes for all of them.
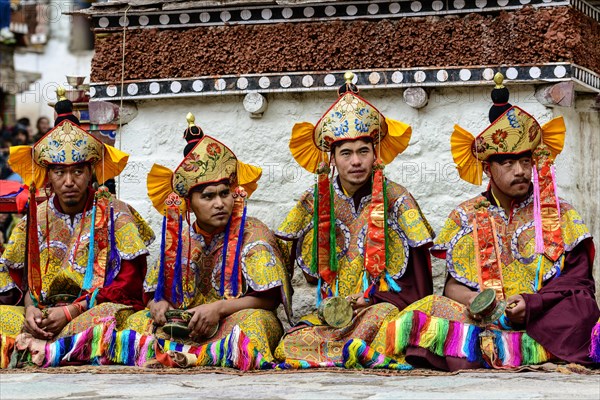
[491,129,507,145]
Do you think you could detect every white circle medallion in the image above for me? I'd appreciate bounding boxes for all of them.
[482,68,495,80]
[99,17,109,28]
[411,2,422,12]
[324,74,336,86]
[159,14,170,25]
[149,82,160,94]
[346,5,358,16]
[192,80,204,92]
[89,86,96,97]
[280,75,292,88]
[391,71,404,83]
[368,72,381,85]
[258,77,271,89]
[367,4,379,14]
[170,81,182,93]
[459,69,472,81]
[454,0,466,9]
[554,65,567,78]
[179,14,190,24]
[220,11,231,22]
[127,83,138,95]
[529,66,541,79]
[200,12,210,23]
[241,10,252,20]
[215,79,227,91]
[506,67,518,80]
[106,85,117,97]
[389,3,401,14]
[436,70,448,82]
[414,71,426,83]
[261,9,272,20]
[302,75,314,87]
[282,8,293,19]
[236,77,249,90]
[139,15,149,26]
[303,7,315,18]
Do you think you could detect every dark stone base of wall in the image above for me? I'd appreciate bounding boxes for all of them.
[91,6,599,83]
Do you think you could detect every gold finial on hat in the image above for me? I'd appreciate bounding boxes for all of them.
[494,72,505,89]
[344,71,355,84]
[186,112,195,128]
[56,87,67,101]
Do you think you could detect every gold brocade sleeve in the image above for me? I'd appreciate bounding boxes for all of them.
[113,199,155,260]
[275,190,314,241]
[0,218,26,292]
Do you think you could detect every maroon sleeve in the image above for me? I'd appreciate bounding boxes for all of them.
[95,256,147,311]
[371,244,433,311]
[246,287,282,307]
[0,287,23,306]
[521,239,599,366]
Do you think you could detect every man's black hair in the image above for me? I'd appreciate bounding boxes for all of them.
[486,151,532,164]
[330,137,374,156]
[189,179,231,195]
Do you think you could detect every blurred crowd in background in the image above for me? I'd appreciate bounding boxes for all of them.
[0,115,52,253]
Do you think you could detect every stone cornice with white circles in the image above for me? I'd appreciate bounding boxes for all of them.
[88,63,600,101]
[90,0,599,30]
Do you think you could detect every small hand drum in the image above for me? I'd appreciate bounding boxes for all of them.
[469,288,506,324]
[163,310,192,338]
[317,296,353,328]
[46,294,78,307]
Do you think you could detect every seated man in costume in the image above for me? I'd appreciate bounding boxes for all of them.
[275,72,435,367]
[0,88,155,368]
[123,113,291,367]
[387,73,599,370]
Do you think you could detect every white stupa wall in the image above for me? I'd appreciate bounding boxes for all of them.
[114,86,600,318]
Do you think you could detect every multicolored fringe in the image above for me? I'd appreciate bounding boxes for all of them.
[44,318,116,367]
[589,321,600,363]
[341,338,411,370]
[0,334,15,369]
[386,311,551,368]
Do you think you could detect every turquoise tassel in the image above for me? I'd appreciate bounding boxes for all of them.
[385,271,401,293]
[316,277,323,308]
[82,202,98,291]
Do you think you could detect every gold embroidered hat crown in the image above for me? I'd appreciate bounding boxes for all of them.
[290,72,412,172]
[451,73,566,185]
[9,87,129,187]
[147,113,262,214]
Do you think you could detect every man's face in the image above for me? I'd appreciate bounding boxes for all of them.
[331,139,375,191]
[48,164,92,213]
[484,155,532,200]
[189,182,234,233]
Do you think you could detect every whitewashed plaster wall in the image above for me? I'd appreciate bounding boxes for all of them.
[14,1,93,122]
[115,86,599,320]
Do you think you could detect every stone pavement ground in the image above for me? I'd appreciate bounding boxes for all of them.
[0,371,599,400]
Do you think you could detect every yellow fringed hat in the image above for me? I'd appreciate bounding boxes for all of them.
[451,73,566,185]
[147,113,262,215]
[9,88,129,188]
[290,72,412,172]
